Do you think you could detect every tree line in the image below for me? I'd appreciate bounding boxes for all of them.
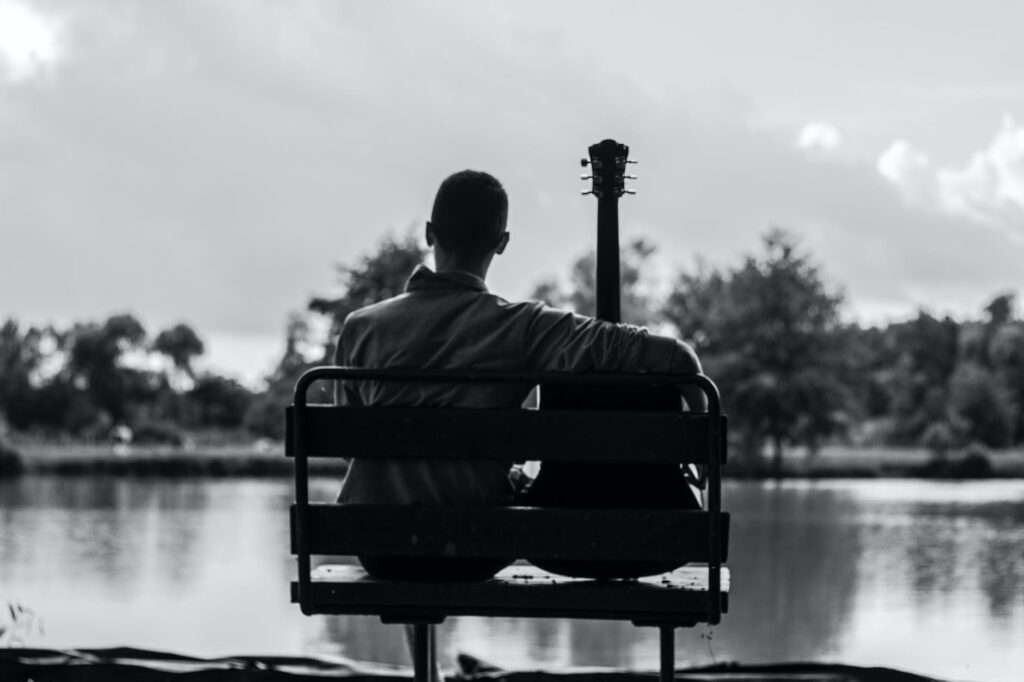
[0,317,253,445]
[534,229,1024,466]
[2,229,1022,469]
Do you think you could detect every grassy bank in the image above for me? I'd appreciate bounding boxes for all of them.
[725,444,1024,479]
[3,439,1024,479]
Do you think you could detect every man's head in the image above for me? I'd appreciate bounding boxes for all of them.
[426,170,509,273]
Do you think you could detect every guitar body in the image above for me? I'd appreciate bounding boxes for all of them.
[522,140,700,579]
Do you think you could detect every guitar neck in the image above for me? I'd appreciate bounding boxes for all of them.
[583,138,631,324]
[595,195,621,323]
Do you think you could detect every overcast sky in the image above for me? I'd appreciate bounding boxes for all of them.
[2,1,1023,384]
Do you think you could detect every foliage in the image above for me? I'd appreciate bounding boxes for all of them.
[986,311,1024,441]
[186,374,253,428]
[0,440,24,477]
[65,314,151,424]
[308,233,427,345]
[662,229,850,472]
[873,292,1024,449]
[132,420,186,447]
[947,363,1016,447]
[3,229,1024,471]
[244,313,322,440]
[876,312,961,444]
[921,421,955,456]
[916,443,995,479]
[0,321,51,422]
[528,238,660,326]
[0,314,248,443]
[245,232,426,439]
[153,323,204,378]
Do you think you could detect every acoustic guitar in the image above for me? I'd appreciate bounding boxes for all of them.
[522,139,702,579]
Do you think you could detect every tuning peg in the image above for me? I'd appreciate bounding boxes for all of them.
[581,190,594,195]
[627,160,638,164]
[580,158,590,167]
[624,175,637,180]
[624,189,637,195]
[580,175,593,180]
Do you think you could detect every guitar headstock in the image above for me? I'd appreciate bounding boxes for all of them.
[581,138,637,199]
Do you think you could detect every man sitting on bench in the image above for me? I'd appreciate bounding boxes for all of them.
[334,169,705,581]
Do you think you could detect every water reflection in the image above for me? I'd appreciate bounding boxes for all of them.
[705,481,863,663]
[980,537,1024,620]
[1,476,313,654]
[2,477,1023,681]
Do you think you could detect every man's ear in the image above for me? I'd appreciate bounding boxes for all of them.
[425,221,435,247]
[495,231,510,255]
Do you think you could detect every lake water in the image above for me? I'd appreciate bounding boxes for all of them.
[1,476,1023,681]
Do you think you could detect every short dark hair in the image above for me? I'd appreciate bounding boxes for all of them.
[429,170,508,257]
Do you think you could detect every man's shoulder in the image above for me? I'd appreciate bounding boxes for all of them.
[342,291,552,342]
[344,292,407,319]
[343,293,414,324]
[336,296,408,349]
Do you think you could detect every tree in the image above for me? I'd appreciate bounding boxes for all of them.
[66,314,149,425]
[308,233,427,350]
[947,362,1016,447]
[662,229,850,473]
[244,312,322,439]
[186,374,253,428]
[153,323,205,379]
[958,293,1024,445]
[831,324,891,425]
[880,312,960,444]
[247,235,425,438]
[988,321,1024,443]
[921,420,956,458]
[985,292,1016,327]
[529,238,660,326]
[0,320,42,416]
[0,320,57,430]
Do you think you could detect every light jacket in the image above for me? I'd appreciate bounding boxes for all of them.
[335,264,692,505]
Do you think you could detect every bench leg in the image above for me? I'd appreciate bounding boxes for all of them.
[659,626,675,682]
[409,623,440,682]
[429,624,439,682]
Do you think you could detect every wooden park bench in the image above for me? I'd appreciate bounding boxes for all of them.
[286,367,730,682]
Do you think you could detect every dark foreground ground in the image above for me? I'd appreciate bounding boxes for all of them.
[0,648,944,682]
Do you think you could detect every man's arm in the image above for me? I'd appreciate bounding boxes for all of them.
[638,334,707,412]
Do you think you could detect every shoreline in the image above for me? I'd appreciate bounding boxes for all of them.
[1,442,345,477]
[2,442,1024,479]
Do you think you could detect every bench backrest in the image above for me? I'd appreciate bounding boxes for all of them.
[287,367,728,623]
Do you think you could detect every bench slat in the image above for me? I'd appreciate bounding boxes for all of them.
[292,564,729,624]
[286,406,726,464]
[292,504,729,563]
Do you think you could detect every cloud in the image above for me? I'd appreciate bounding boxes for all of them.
[877,140,933,201]
[796,122,842,152]
[2,2,1023,379]
[877,116,1024,232]
[0,0,63,81]
[643,110,1024,326]
[938,116,1024,221]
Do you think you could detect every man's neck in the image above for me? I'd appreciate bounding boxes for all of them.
[433,254,491,281]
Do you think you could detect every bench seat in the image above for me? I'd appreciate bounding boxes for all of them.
[291,564,729,626]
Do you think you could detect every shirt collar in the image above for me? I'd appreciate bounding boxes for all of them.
[405,264,488,293]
